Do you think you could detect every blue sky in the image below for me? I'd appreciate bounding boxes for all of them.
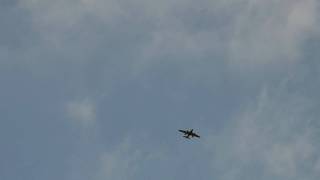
[1,0,320,180]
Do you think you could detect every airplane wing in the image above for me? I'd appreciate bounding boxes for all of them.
[179,130,188,134]
[192,133,200,138]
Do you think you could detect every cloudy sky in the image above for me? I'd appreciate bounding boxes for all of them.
[1,0,320,180]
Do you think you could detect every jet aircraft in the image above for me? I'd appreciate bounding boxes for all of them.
[178,129,200,139]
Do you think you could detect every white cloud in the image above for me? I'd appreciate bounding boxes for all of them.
[205,81,319,179]
[18,0,319,75]
[92,136,166,180]
[314,158,320,174]
[66,99,96,127]
[95,138,141,180]
[227,0,319,69]
[264,131,315,177]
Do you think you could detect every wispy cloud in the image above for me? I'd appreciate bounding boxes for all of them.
[71,136,166,180]
[95,138,142,180]
[228,0,319,69]
[3,1,319,180]
[17,0,319,78]
[66,99,96,127]
[205,81,319,179]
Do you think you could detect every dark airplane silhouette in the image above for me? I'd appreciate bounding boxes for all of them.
[178,129,200,139]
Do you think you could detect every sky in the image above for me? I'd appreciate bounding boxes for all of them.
[1,0,320,180]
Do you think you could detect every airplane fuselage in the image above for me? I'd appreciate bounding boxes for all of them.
[179,129,200,139]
